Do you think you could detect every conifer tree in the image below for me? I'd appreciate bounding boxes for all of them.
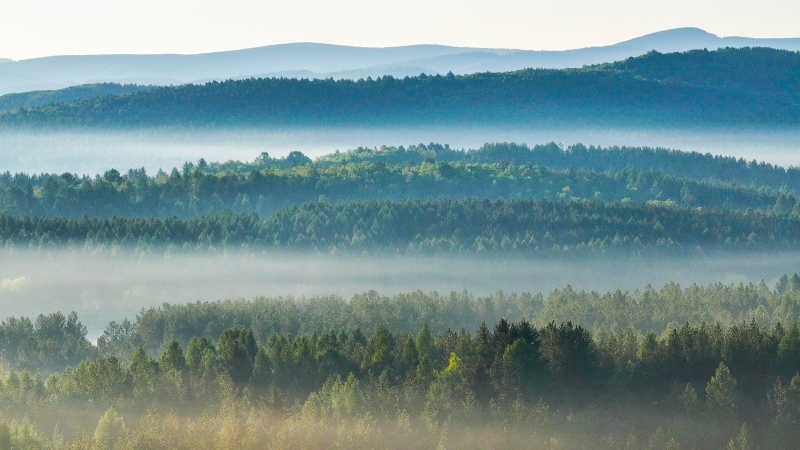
[94,407,128,450]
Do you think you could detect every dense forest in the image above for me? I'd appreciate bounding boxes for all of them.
[0,52,797,446]
[0,48,797,128]
[316,143,800,191]
[0,83,148,112]
[1,143,798,219]
[2,27,799,450]
[2,198,800,253]
[2,276,800,448]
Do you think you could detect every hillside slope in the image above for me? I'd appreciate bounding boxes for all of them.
[0,27,797,95]
[1,48,796,128]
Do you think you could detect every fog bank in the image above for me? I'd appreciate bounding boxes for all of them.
[0,126,797,175]
[1,249,798,339]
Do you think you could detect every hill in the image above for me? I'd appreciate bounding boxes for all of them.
[0,83,148,112]
[3,142,799,219]
[1,48,797,129]
[0,28,798,95]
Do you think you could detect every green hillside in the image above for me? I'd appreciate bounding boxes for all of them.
[1,48,796,128]
[0,83,148,112]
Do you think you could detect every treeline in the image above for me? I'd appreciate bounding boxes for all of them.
[3,142,798,220]
[4,318,800,448]
[1,157,794,220]
[319,142,800,192]
[1,278,800,447]
[6,276,800,373]
[3,198,800,253]
[115,276,800,357]
[0,83,148,112]
[1,48,796,128]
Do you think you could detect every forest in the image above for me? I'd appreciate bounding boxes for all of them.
[0,48,796,128]
[1,142,798,220]
[1,276,800,448]
[3,197,800,253]
[0,84,148,113]
[1,19,798,449]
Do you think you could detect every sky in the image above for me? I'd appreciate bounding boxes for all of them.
[1,0,798,60]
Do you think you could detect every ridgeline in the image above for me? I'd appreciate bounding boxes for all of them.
[0,48,797,128]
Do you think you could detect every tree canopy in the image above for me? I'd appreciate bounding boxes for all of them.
[1,48,796,128]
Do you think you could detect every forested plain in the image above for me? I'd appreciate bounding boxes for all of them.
[0,48,797,128]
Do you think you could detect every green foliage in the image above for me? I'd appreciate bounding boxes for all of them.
[0,83,148,112]
[540,322,598,397]
[0,311,95,372]
[2,315,800,447]
[3,197,800,254]
[94,407,128,450]
[2,142,798,220]
[321,142,800,193]
[706,362,739,417]
[728,423,752,450]
[129,347,157,396]
[160,340,187,373]
[217,327,257,386]
[778,322,800,377]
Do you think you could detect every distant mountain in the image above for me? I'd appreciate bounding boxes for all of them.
[0,27,797,95]
[2,48,796,129]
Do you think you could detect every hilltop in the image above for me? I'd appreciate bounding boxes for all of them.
[1,48,797,129]
[0,27,797,95]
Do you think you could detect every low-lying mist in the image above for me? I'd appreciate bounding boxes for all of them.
[1,249,798,339]
[0,126,797,175]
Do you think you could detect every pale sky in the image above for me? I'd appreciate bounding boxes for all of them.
[1,0,798,60]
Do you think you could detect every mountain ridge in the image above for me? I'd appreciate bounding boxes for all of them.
[1,48,796,129]
[0,27,797,95]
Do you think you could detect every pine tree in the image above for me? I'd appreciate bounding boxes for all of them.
[727,423,752,450]
[706,362,739,418]
[159,340,187,373]
[778,322,800,377]
[218,327,258,386]
[94,407,128,450]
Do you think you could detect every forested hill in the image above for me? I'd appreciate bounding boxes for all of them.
[0,48,797,128]
[3,142,800,219]
[0,83,148,112]
[3,198,800,253]
[319,142,800,190]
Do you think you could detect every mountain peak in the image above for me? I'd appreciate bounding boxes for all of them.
[639,27,718,39]
[614,27,721,53]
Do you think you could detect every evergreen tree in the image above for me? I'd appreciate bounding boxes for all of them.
[706,362,739,418]
[94,407,128,450]
[218,327,258,386]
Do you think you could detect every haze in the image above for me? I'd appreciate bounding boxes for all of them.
[1,0,798,60]
[1,249,799,340]
[0,127,797,176]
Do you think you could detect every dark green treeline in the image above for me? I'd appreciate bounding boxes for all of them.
[1,48,797,128]
[2,278,800,447]
[2,143,798,220]
[4,317,800,448]
[2,198,800,253]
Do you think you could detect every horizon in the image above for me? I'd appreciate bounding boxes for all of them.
[0,26,797,62]
[1,0,798,61]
